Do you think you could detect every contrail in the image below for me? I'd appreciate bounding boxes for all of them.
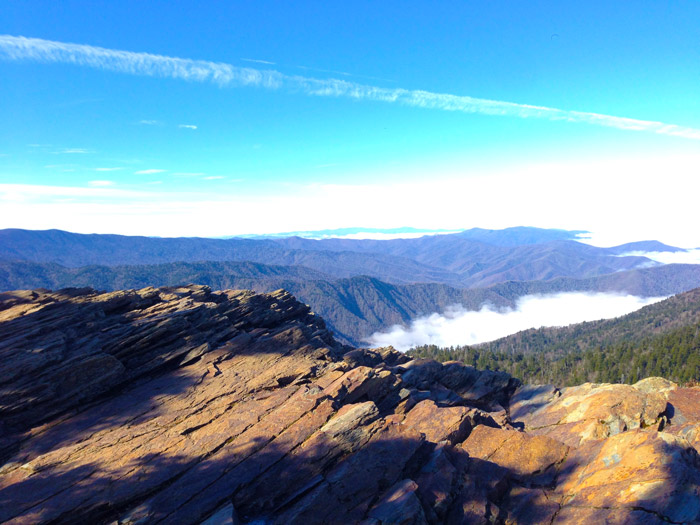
[2,35,699,140]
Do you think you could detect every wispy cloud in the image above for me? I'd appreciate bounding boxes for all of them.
[245,57,391,81]
[294,64,393,83]
[367,292,666,351]
[135,168,166,174]
[178,124,197,130]
[241,57,276,65]
[202,175,224,180]
[296,65,353,76]
[139,119,161,125]
[88,180,115,187]
[95,167,122,172]
[55,147,90,154]
[2,35,699,140]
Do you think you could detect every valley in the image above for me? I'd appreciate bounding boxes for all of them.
[2,227,700,346]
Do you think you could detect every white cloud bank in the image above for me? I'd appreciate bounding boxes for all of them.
[366,292,666,351]
[319,231,463,240]
[3,156,700,245]
[2,35,700,140]
[620,250,700,265]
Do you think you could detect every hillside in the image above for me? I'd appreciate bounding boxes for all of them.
[604,239,688,254]
[273,231,654,286]
[0,260,513,345]
[1,285,699,523]
[0,228,462,286]
[411,287,700,386]
[2,259,700,346]
[481,286,700,354]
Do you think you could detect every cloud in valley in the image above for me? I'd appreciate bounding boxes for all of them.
[366,292,666,351]
[3,35,700,140]
[622,250,700,265]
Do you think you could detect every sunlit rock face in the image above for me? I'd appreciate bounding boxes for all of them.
[1,286,699,524]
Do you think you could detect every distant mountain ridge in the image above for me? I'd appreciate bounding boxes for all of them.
[454,226,589,246]
[2,258,700,345]
[604,240,687,254]
[2,226,698,344]
[0,227,666,288]
[232,225,587,243]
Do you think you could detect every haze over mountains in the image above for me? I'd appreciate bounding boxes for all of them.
[2,226,700,346]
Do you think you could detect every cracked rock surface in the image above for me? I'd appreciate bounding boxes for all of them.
[0,285,699,524]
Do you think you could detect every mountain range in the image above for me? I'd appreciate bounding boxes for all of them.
[0,227,657,286]
[2,226,699,345]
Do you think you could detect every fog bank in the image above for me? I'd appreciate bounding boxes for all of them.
[623,249,700,265]
[366,292,665,351]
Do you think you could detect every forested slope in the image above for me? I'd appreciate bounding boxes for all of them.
[2,259,700,346]
[410,287,700,386]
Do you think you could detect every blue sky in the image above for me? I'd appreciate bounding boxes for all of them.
[1,2,700,245]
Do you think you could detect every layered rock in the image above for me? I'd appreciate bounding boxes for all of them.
[0,286,699,524]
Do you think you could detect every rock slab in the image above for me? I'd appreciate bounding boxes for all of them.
[0,286,699,524]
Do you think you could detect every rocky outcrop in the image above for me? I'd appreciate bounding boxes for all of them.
[0,286,699,524]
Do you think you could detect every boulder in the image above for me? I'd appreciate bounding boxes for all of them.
[461,425,569,480]
[553,429,700,523]
[510,382,669,447]
[366,479,428,525]
[402,400,475,445]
